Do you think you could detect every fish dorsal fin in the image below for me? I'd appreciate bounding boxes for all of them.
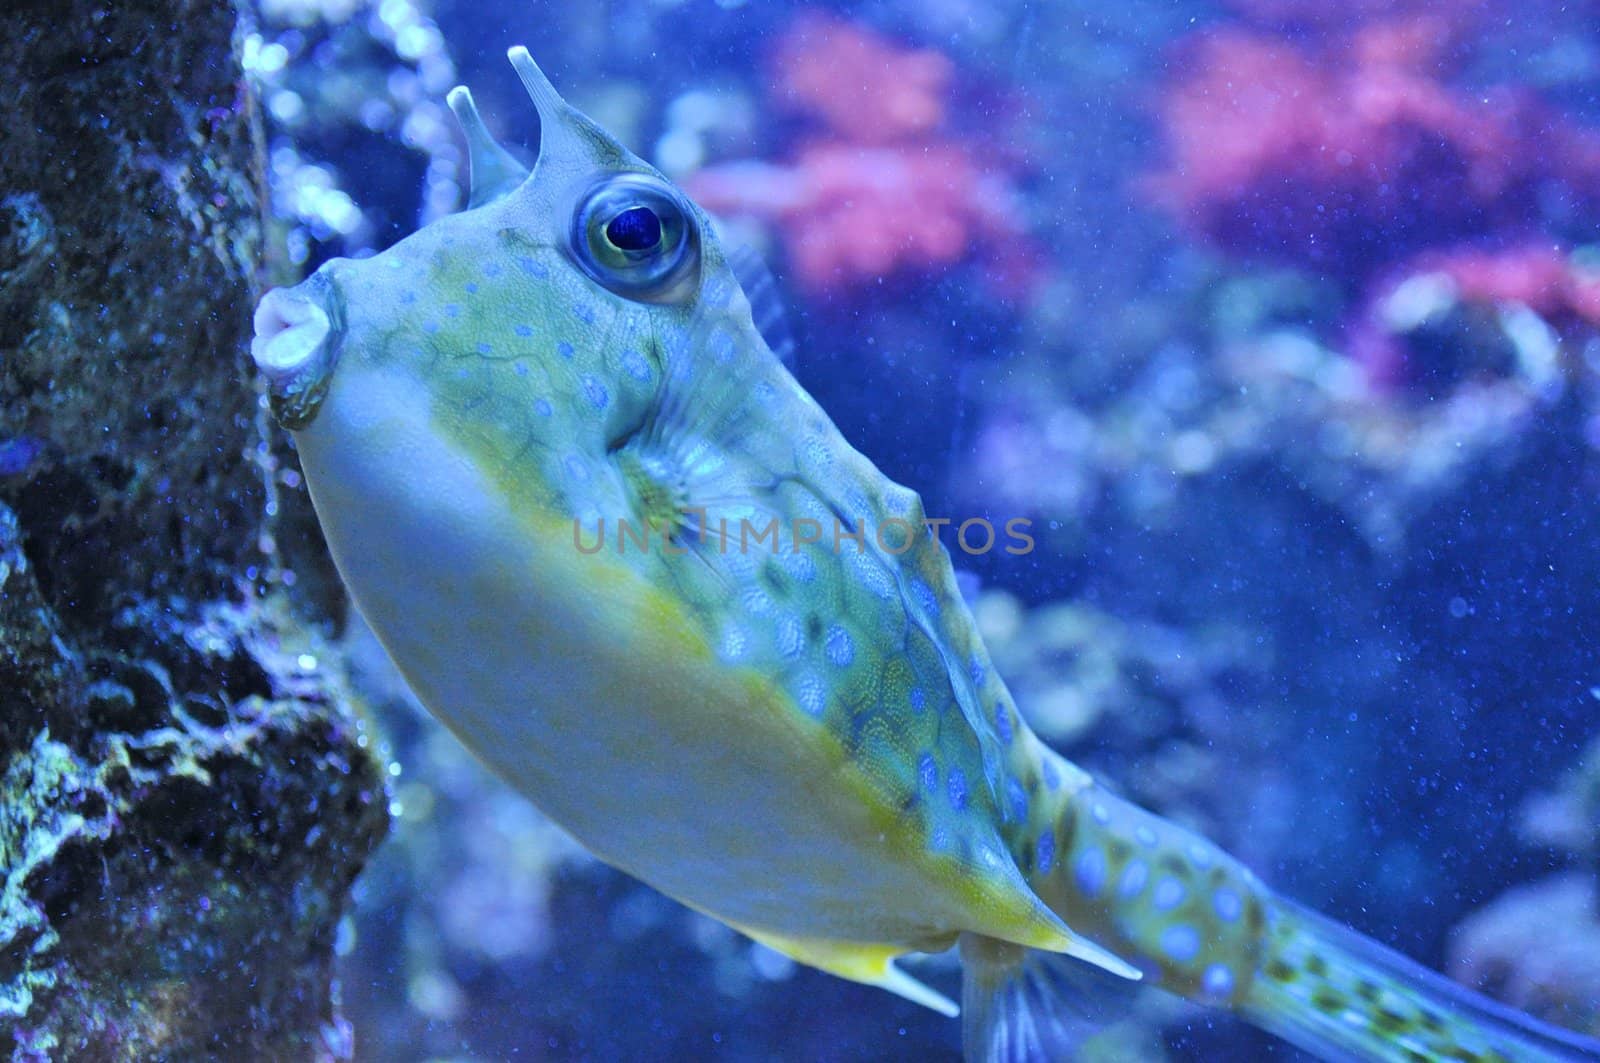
[725,242,796,369]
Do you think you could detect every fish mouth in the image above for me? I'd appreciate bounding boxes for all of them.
[251,274,342,429]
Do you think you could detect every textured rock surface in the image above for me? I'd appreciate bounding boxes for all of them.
[1,2,388,1059]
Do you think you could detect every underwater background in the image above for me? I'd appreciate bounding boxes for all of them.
[258,0,1597,1058]
[2,0,1597,1059]
[271,0,1600,1058]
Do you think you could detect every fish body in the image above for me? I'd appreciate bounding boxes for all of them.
[252,49,1600,1061]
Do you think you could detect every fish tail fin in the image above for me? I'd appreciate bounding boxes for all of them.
[957,933,1140,1062]
[1242,899,1600,1062]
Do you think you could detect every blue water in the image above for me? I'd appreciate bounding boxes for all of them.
[249,0,1600,1058]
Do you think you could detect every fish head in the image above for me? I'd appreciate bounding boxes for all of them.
[250,47,750,532]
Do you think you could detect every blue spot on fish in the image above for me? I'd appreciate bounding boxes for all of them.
[465,281,479,293]
[1203,964,1235,998]
[1153,878,1187,912]
[795,672,827,718]
[994,703,1013,745]
[1074,848,1107,897]
[516,255,547,277]
[1036,829,1055,875]
[557,341,575,359]
[718,625,747,663]
[581,375,608,410]
[918,753,937,794]
[533,398,552,417]
[740,587,772,616]
[947,767,968,811]
[1041,759,1060,791]
[825,626,854,667]
[776,615,804,659]
[514,324,534,337]
[1119,859,1149,900]
[444,303,461,318]
[1006,778,1028,821]
[1213,888,1243,924]
[802,436,833,469]
[1160,925,1201,965]
[476,342,492,355]
[621,349,652,382]
[909,687,926,712]
[780,550,816,583]
[573,303,595,325]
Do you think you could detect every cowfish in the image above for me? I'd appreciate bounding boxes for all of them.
[251,48,1600,1062]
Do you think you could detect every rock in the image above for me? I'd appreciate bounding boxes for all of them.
[1449,873,1600,1038]
[0,2,388,1058]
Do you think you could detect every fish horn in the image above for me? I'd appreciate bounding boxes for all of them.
[445,85,529,208]
[507,46,565,117]
[506,46,593,176]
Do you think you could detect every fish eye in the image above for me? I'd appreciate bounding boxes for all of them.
[573,174,700,303]
[605,206,661,251]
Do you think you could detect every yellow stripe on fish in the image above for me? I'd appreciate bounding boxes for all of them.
[251,47,1600,1063]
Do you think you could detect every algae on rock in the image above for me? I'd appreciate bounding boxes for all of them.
[1,2,388,1058]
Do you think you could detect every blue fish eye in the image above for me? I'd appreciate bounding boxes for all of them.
[573,173,700,303]
[605,206,662,252]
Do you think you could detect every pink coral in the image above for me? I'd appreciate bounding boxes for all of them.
[1143,10,1600,391]
[771,12,953,144]
[1351,244,1600,387]
[1142,23,1600,284]
[1421,245,1600,326]
[686,12,1033,298]
[691,143,1023,294]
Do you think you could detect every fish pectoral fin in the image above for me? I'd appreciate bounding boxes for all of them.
[729,924,960,1018]
[957,932,1146,1063]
